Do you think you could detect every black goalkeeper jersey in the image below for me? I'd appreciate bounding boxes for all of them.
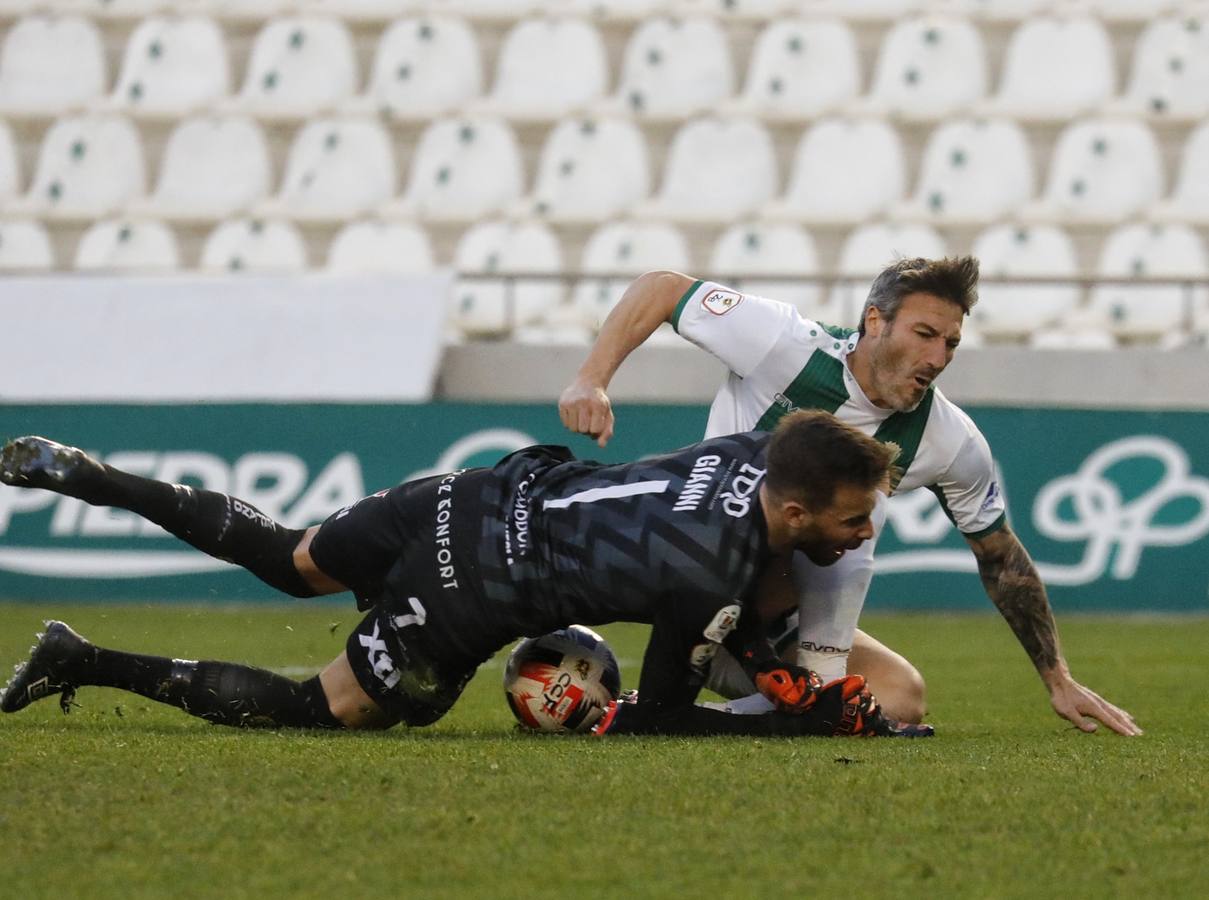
[367,431,776,706]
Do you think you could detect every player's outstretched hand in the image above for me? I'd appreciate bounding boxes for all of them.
[1048,676,1142,736]
[754,662,823,713]
[558,377,615,448]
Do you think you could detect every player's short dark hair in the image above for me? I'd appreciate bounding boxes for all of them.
[858,256,980,336]
[765,410,899,511]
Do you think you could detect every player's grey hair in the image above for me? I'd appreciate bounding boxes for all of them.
[858,256,980,336]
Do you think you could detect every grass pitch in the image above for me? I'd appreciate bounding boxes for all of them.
[0,604,1205,900]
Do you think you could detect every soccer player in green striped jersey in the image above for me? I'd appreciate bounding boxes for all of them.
[560,256,1140,736]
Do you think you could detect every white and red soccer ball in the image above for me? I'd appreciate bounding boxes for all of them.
[503,625,622,733]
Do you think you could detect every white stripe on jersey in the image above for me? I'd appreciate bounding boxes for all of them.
[542,480,671,510]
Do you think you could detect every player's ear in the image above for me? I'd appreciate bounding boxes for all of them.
[781,499,810,530]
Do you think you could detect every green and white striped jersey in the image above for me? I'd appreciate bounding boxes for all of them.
[671,280,1006,538]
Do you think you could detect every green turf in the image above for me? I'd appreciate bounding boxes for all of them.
[0,605,1205,899]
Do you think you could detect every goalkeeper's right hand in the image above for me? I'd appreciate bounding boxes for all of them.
[816,675,935,738]
[753,662,824,713]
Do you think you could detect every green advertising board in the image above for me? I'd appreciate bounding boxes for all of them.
[1,403,1206,611]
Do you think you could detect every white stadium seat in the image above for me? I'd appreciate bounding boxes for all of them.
[1115,15,1209,120]
[727,18,861,120]
[390,117,524,222]
[0,120,19,203]
[1085,223,1209,340]
[326,220,435,273]
[951,0,1047,21]
[194,1,297,21]
[862,15,987,119]
[53,0,166,17]
[766,117,905,224]
[673,0,790,20]
[969,224,1080,338]
[611,17,735,118]
[200,218,308,272]
[13,114,145,219]
[802,0,920,20]
[130,116,271,221]
[1027,118,1163,223]
[0,220,53,271]
[262,117,396,221]
[637,117,777,222]
[1152,122,1209,224]
[527,117,651,223]
[451,221,564,337]
[303,1,419,21]
[476,18,608,120]
[0,15,107,116]
[353,16,483,119]
[74,219,181,271]
[899,118,1034,224]
[433,0,541,19]
[829,223,948,317]
[571,220,691,331]
[228,16,357,118]
[985,16,1116,120]
[709,222,823,319]
[106,16,229,117]
[1088,0,1173,22]
[538,0,669,18]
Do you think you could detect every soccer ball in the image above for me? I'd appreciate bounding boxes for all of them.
[503,625,622,733]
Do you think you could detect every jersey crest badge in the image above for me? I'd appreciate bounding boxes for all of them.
[701,288,742,317]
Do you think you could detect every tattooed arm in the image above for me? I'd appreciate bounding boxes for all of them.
[966,525,1142,736]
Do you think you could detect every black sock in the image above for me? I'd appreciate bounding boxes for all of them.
[72,465,317,597]
[84,648,341,729]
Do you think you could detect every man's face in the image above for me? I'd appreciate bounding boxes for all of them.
[863,292,964,412]
[794,482,878,567]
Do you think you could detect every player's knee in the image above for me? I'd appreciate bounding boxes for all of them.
[884,665,927,724]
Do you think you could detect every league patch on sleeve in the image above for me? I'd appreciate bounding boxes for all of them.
[701,288,743,317]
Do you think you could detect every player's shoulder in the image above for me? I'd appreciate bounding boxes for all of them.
[924,387,994,460]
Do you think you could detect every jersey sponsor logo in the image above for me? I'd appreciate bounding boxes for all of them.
[980,481,1001,513]
[703,604,742,643]
[504,474,536,566]
[358,620,401,689]
[719,463,766,518]
[673,454,722,512]
[434,470,467,589]
[701,288,742,317]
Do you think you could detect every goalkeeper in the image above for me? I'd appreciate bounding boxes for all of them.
[0,411,928,737]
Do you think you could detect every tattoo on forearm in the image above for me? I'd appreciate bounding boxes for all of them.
[977,538,1059,673]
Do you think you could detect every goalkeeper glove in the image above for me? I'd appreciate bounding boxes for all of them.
[591,690,639,736]
[816,675,934,738]
[753,662,824,713]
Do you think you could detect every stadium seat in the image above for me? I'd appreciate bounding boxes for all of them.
[302,0,419,21]
[474,18,608,120]
[12,114,146,219]
[350,16,483,119]
[801,0,920,20]
[129,115,271,221]
[725,18,861,120]
[1152,121,1209,224]
[765,117,906,224]
[952,0,1047,20]
[1113,15,1209,120]
[200,218,308,272]
[226,16,357,119]
[709,222,823,319]
[969,224,1080,338]
[983,16,1116,120]
[636,117,776,222]
[1025,118,1163,223]
[1084,223,1209,340]
[861,15,987,119]
[260,117,396,221]
[525,117,651,223]
[538,0,669,18]
[1088,0,1173,22]
[107,16,230,117]
[829,223,948,317]
[435,0,542,19]
[451,220,564,337]
[897,118,1034,224]
[0,220,54,271]
[389,116,524,222]
[0,15,107,116]
[0,120,19,203]
[570,220,691,330]
[74,218,181,271]
[326,220,435,273]
[52,0,165,18]
[609,17,735,119]
[672,0,790,20]
[192,1,296,21]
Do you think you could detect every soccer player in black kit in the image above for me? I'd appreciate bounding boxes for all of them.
[0,411,930,738]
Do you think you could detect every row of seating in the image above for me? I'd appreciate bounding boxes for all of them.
[0,1,1196,24]
[3,217,1204,343]
[1,13,1207,121]
[4,112,1206,224]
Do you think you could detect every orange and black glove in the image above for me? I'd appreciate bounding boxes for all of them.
[753,662,824,713]
[815,675,935,738]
